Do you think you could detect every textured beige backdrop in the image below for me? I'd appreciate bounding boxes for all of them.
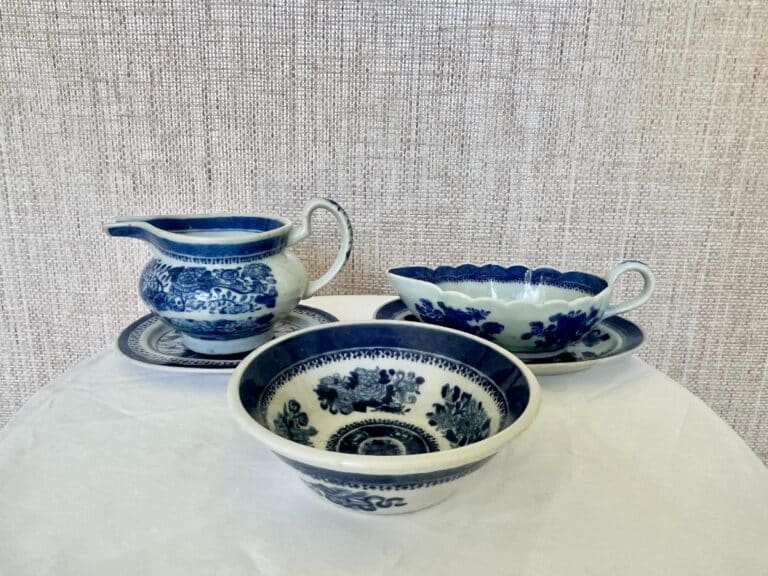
[1,1,767,462]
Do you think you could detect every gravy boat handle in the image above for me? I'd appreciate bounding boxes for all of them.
[603,260,655,319]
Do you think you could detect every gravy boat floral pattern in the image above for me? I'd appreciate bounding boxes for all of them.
[388,261,655,354]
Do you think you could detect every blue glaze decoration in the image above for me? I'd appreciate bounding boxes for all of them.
[279,453,494,491]
[414,299,503,340]
[374,299,645,366]
[325,419,440,455]
[239,324,529,427]
[273,400,317,447]
[117,305,339,370]
[161,316,274,341]
[306,483,407,511]
[140,261,278,314]
[314,368,424,415]
[581,327,611,347]
[253,347,512,428]
[521,307,600,351]
[231,321,539,512]
[427,384,491,448]
[108,199,352,355]
[375,299,419,322]
[389,264,607,295]
[324,198,354,263]
[106,215,288,259]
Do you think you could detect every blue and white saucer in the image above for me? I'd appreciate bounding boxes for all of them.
[118,305,339,372]
[374,299,644,376]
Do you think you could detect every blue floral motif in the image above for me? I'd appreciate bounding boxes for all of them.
[163,315,273,340]
[414,299,504,340]
[307,483,407,511]
[273,400,318,447]
[283,454,492,492]
[521,307,600,351]
[140,260,278,315]
[427,384,491,448]
[314,368,424,415]
[581,328,610,347]
[326,419,439,455]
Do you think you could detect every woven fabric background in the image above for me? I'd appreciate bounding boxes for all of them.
[1,1,766,462]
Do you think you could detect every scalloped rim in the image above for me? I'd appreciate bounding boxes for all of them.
[387,263,612,311]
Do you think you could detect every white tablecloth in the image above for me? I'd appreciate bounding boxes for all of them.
[1,296,766,575]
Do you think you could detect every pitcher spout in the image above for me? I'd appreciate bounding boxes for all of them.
[104,219,162,242]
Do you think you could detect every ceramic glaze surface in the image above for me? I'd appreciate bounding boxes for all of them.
[255,348,508,456]
[107,198,352,355]
[117,305,338,371]
[436,281,593,301]
[326,420,440,455]
[306,483,408,511]
[375,299,645,376]
[388,262,654,353]
[229,321,540,514]
[519,306,601,350]
[140,261,278,315]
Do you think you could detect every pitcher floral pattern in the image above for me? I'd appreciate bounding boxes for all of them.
[140,260,278,314]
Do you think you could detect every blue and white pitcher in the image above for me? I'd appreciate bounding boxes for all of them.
[106,198,352,355]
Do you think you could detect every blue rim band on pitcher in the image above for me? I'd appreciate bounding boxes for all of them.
[106,215,290,258]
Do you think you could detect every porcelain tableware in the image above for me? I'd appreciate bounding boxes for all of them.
[387,261,654,354]
[117,305,338,372]
[106,198,352,355]
[228,321,540,514]
[374,299,645,376]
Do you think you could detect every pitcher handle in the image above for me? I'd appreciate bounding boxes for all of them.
[287,198,353,298]
[603,260,656,319]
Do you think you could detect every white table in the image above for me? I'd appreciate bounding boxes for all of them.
[1,296,766,575]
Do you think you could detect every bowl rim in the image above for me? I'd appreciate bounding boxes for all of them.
[228,320,541,475]
[387,262,612,310]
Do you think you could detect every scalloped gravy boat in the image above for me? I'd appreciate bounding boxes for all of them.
[387,261,655,354]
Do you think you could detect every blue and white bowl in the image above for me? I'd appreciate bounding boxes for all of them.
[388,261,655,354]
[228,321,540,514]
